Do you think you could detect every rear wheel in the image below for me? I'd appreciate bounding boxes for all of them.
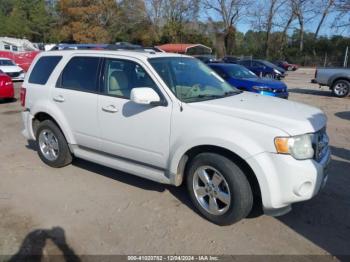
[332,80,350,98]
[36,120,72,168]
[186,153,253,225]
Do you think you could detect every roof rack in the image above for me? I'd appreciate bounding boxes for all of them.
[49,43,161,54]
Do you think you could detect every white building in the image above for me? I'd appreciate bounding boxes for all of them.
[0,37,39,52]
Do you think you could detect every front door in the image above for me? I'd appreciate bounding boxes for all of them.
[98,57,172,169]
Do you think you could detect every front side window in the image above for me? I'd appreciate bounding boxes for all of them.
[4,45,10,50]
[60,57,100,93]
[149,57,240,103]
[12,46,18,52]
[102,58,158,99]
[29,56,62,85]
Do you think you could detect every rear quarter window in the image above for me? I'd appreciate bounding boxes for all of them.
[29,56,62,85]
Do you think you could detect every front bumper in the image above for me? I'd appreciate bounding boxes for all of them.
[246,148,331,216]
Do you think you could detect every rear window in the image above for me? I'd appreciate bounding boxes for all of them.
[59,57,100,93]
[29,56,62,85]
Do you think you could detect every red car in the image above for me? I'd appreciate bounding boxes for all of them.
[0,50,40,72]
[274,61,298,71]
[0,70,14,100]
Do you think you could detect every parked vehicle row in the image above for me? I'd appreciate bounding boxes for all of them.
[209,63,288,99]
[21,50,330,226]
[236,59,286,80]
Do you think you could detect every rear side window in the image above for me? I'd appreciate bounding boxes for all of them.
[29,56,62,85]
[59,57,100,93]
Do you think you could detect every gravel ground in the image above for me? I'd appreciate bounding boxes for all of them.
[0,68,349,260]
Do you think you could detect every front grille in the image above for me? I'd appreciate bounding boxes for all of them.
[313,127,329,162]
[6,72,20,78]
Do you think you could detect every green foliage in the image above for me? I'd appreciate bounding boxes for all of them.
[0,0,348,67]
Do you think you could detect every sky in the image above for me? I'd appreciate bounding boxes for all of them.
[202,4,349,38]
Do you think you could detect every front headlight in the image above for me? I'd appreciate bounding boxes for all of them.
[273,69,281,74]
[252,86,273,92]
[275,134,314,160]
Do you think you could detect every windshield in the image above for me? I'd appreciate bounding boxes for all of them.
[149,57,240,103]
[262,60,278,68]
[224,65,258,79]
[0,60,15,66]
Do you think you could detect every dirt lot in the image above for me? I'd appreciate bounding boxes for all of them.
[0,68,349,259]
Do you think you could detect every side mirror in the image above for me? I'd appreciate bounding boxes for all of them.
[130,87,161,105]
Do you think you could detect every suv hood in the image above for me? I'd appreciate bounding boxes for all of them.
[190,92,326,136]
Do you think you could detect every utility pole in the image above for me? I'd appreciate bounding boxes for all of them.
[344,46,349,68]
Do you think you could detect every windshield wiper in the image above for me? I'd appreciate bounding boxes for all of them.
[224,90,242,96]
[184,94,223,100]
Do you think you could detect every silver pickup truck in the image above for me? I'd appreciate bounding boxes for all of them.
[314,68,350,97]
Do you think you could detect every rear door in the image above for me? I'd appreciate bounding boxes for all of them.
[97,57,172,169]
[52,55,101,149]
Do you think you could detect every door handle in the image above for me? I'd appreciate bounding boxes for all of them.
[102,105,119,113]
[53,95,65,103]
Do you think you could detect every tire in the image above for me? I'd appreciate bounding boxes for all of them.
[332,79,350,98]
[186,153,253,226]
[35,120,72,168]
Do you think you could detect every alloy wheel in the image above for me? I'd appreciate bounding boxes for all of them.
[192,166,231,215]
[38,129,59,161]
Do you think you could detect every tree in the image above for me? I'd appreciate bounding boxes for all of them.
[58,0,118,43]
[332,0,350,29]
[263,0,286,57]
[291,0,314,52]
[145,0,201,43]
[203,0,250,55]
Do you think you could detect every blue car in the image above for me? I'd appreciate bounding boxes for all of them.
[209,63,289,99]
[236,59,286,80]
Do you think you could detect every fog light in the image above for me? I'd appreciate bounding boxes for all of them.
[294,181,312,197]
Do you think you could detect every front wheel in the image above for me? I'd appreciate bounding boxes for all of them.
[186,153,253,225]
[332,80,350,98]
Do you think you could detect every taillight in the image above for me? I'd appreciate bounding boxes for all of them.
[20,86,26,107]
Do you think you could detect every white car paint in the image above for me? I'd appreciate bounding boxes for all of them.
[21,50,330,216]
[0,58,25,81]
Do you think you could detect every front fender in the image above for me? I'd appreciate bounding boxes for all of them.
[168,125,278,176]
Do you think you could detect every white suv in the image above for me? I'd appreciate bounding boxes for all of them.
[21,50,330,225]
